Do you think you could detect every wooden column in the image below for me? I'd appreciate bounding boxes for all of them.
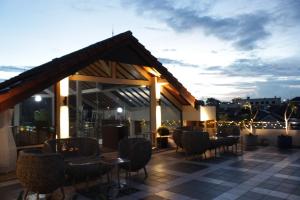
[150,77,161,146]
[54,82,60,138]
[76,81,82,137]
[13,104,20,127]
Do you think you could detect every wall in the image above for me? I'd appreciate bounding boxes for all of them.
[182,105,200,121]
[241,129,300,146]
[126,106,180,136]
[182,105,217,122]
[200,106,216,121]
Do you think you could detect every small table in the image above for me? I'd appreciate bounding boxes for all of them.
[209,136,224,156]
[67,156,111,189]
[101,157,131,188]
[67,156,130,188]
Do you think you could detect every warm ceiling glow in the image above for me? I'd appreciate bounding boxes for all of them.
[145,67,161,77]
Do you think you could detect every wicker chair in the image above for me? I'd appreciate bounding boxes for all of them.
[43,137,100,159]
[217,126,240,152]
[43,137,107,184]
[172,129,183,152]
[181,131,210,157]
[16,150,65,200]
[118,138,152,178]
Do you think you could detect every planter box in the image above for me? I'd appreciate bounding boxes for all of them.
[244,134,258,150]
[277,135,292,149]
[245,134,258,146]
[157,136,169,148]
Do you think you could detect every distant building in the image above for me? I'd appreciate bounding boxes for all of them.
[219,102,241,110]
[232,96,281,109]
[290,97,300,104]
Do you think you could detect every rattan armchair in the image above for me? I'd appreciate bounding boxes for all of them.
[181,131,210,157]
[43,137,100,159]
[217,126,240,152]
[118,138,152,178]
[16,150,65,200]
[172,129,183,152]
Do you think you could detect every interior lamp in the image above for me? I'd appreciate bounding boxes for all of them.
[34,95,42,102]
[60,77,69,138]
[117,107,123,113]
[60,106,69,138]
[60,77,69,97]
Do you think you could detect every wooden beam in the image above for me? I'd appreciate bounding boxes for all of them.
[104,92,133,111]
[111,61,117,78]
[69,74,150,86]
[118,89,144,107]
[158,78,168,84]
[161,87,182,111]
[125,88,147,106]
[132,65,152,80]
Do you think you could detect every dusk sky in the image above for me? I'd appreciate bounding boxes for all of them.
[0,0,300,101]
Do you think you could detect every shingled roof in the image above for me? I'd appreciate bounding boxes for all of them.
[0,31,195,112]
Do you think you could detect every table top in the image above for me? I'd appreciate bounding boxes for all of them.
[67,156,130,167]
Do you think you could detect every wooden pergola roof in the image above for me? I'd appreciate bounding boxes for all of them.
[0,31,196,112]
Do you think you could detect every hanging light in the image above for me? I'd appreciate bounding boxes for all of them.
[34,95,42,102]
[117,107,123,113]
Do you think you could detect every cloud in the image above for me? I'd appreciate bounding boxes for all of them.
[123,0,271,50]
[158,57,199,68]
[0,66,30,72]
[68,0,115,12]
[162,48,176,52]
[0,66,32,81]
[198,57,300,100]
[144,26,168,32]
[276,0,300,23]
[205,57,300,77]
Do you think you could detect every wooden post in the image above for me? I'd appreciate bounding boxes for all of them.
[76,81,82,137]
[54,82,60,138]
[13,104,20,127]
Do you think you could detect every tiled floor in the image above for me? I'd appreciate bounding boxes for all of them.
[2,146,300,199]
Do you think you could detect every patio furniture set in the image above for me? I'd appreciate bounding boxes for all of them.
[172,126,241,158]
[16,137,152,199]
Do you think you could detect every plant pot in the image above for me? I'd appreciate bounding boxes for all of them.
[157,137,169,148]
[277,135,292,149]
[245,134,258,149]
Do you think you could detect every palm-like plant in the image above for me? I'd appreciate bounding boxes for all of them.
[284,102,297,135]
[242,102,259,135]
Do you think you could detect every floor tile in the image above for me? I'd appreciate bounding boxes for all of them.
[162,162,208,174]
[204,168,256,184]
[167,179,231,199]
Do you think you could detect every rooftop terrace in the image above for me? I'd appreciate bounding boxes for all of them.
[2,146,300,200]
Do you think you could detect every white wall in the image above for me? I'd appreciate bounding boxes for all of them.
[182,105,217,121]
[241,129,300,146]
[182,105,200,121]
[200,106,216,121]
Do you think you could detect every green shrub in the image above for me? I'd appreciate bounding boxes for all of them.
[157,126,170,136]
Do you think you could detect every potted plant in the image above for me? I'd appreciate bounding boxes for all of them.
[278,102,297,149]
[242,102,259,148]
[156,126,170,148]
